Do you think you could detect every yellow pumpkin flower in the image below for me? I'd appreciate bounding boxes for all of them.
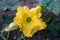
[14,6,46,37]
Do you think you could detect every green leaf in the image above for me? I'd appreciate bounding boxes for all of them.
[41,5,47,10]
[0,23,9,34]
[0,0,22,10]
[2,16,13,23]
[11,2,22,10]
[38,0,60,15]
[47,20,60,36]
[7,32,10,40]
[1,36,7,40]
[18,34,25,40]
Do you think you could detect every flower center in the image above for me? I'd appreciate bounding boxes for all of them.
[26,17,32,22]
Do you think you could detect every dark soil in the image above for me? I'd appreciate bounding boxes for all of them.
[0,29,60,40]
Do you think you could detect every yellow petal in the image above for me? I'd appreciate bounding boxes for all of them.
[32,16,46,30]
[36,6,42,18]
[17,6,23,13]
[23,6,29,11]
[29,6,42,18]
[36,6,41,12]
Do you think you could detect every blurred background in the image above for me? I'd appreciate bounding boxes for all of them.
[0,0,60,40]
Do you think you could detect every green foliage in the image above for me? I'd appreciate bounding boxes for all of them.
[42,11,53,25]
[11,2,22,10]
[0,31,25,40]
[1,16,13,33]
[0,23,9,40]
[0,0,22,10]
[41,5,47,11]
[47,20,60,36]
[0,23,9,35]
[0,36,7,40]
[18,34,25,40]
[38,0,60,15]
[42,10,60,36]
[2,16,13,24]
